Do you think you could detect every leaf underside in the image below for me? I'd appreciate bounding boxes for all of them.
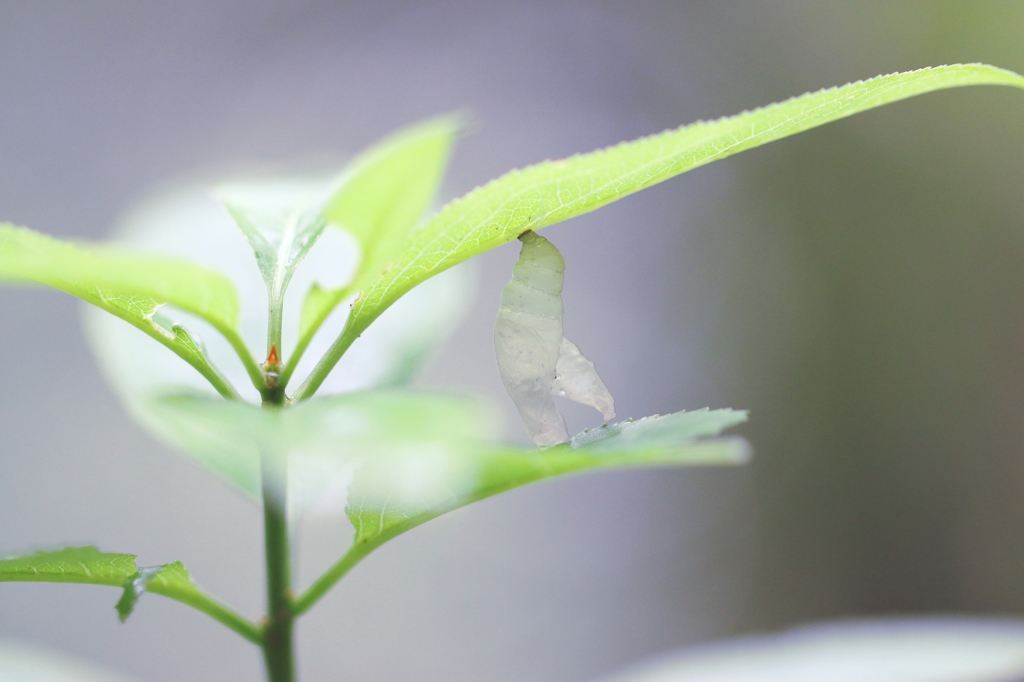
[0,547,200,616]
[346,408,749,548]
[294,407,749,613]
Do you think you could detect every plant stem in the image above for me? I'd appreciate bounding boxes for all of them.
[259,290,287,404]
[259,278,293,682]
[259,407,295,681]
[147,581,262,644]
[267,293,284,368]
[261,487,294,682]
[222,325,268,394]
[293,520,409,616]
[188,353,243,401]
[292,540,374,616]
[292,321,360,401]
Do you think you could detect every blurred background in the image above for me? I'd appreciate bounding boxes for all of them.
[2,2,1024,680]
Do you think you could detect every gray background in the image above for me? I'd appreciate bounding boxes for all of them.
[2,2,1024,680]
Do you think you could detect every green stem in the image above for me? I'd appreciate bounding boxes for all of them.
[275,326,310,391]
[259,292,287,404]
[220,325,267,394]
[259,411,295,682]
[267,293,284,366]
[276,285,355,390]
[292,539,378,617]
[294,509,433,616]
[292,321,360,401]
[181,347,242,401]
[149,584,262,644]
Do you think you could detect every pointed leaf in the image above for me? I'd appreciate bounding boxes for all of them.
[568,409,749,451]
[0,224,246,398]
[290,115,461,378]
[216,177,334,334]
[300,63,1024,398]
[294,408,748,613]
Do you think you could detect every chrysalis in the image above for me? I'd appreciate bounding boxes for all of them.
[495,231,615,447]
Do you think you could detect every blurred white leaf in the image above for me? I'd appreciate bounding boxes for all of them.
[599,618,1024,682]
[145,389,501,516]
[0,640,136,682]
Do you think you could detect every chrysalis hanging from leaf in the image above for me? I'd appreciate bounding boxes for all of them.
[495,231,615,447]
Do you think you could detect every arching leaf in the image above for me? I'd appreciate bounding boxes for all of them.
[0,224,252,398]
[298,63,1024,399]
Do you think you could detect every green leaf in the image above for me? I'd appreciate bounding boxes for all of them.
[0,547,137,588]
[293,408,748,614]
[0,224,252,399]
[286,115,461,383]
[296,63,1024,399]
[0,547,259,642]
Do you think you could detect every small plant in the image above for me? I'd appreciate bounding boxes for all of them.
[1,64,1022,681]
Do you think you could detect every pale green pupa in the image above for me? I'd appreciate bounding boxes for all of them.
[494,231,614,447]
